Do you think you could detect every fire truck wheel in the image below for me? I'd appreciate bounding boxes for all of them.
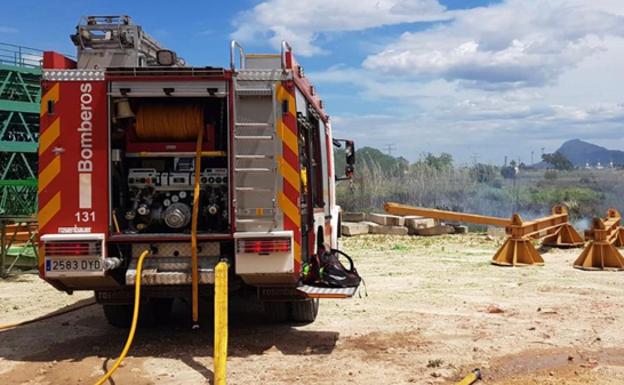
[102,299,173,328]
[151,298,174,324]
[102,303,134,328]
[262,301,289,323]
[290,299,319,323]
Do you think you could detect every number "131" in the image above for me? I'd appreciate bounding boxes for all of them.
[75,211,95,222]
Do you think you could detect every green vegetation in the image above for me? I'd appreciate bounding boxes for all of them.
[334,146,622,221]
[542,151,574,170]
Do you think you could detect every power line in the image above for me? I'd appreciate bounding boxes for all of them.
[384,144,396,156]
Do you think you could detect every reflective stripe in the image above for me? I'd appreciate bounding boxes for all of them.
[39,117,60,155]
[279,192,301,228]
[38,192,61,230]
[40,83,59,116]
[38,156,60,193]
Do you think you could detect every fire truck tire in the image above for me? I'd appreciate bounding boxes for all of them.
[290,299,319,323]
[102,304,134,328]
[263,301,289,323]
[102,299,173,328]
[151,298,174,324]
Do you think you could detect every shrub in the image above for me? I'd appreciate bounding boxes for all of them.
[544,170,558,180]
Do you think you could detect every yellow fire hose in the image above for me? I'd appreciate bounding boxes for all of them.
[191,128,204,327]
[0,299,96,331]
[455,368,482,385]
[85,128,220,384]
[93,249,150,385]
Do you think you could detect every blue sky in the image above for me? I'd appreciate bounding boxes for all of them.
[2,0,623,164]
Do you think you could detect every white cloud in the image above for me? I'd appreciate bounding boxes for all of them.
[231,0,449,56]
[233,0,624,162]
[363,0,624,89]
[313,61,624,163]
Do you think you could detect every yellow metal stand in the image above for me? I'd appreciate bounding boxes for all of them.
[615,227,624,248]
[541,223,584,247]
[492,213,547,266]
[574,242,624,271]
[214,261,228,385]
[574,212,624,271]
[491,237,544,266]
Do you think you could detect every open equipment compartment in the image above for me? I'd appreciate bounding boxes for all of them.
[108,87,231,236]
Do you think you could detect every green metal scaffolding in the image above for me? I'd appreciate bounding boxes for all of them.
[0,42,42,275]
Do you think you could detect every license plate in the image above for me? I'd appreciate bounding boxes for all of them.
[45,257,104,276]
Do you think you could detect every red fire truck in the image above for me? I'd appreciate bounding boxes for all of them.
[38,15,357,326]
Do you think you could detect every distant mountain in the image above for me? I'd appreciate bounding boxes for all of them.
[556,139,624,167]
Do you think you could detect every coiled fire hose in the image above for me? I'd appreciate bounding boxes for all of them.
[93,249,150,385]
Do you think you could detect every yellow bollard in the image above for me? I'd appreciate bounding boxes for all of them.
[214,261,228,385]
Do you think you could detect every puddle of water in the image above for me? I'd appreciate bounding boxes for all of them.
[459,347,624,383]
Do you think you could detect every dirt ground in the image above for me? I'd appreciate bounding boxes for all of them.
[1,233,624,385]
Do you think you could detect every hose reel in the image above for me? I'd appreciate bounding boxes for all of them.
[134,102,205,141]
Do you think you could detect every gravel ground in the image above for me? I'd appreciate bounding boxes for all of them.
[1,233,623,384]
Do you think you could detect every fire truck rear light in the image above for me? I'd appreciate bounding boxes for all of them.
[237,239,291,254]
[45,242,102,257]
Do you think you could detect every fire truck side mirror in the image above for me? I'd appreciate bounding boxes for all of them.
[345,140,355,166]
[333,138,356,181]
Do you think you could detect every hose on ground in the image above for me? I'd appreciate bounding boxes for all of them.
[455,368,482,385]
[93,249,150,385]
[0,299,96,331]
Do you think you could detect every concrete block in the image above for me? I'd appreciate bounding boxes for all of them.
[341,221,370,236]
[416,225,455,236]
[342,212,366,222]
[369,224,408,235]
[367,213,405,226]
[407,227,420,236]
[361,221,378,233]
[404,216,438,230]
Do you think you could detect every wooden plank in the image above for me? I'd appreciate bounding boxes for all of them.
[385,202,510,227]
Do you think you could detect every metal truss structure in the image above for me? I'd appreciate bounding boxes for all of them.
[0,42,42,217]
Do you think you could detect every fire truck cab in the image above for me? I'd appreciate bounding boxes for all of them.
[38,15,356,326]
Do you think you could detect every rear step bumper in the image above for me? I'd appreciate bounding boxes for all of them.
[259,284,359,301]
[297,285,358,299]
